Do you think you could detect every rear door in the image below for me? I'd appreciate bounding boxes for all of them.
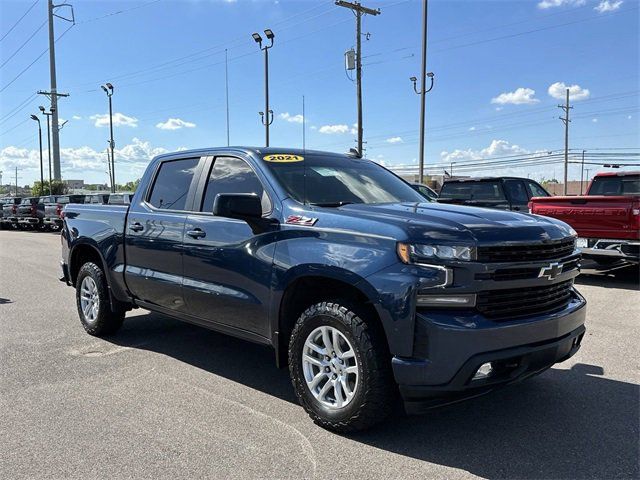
[502,179,530,212]
[124,156,203,311]
[182,155,275,337]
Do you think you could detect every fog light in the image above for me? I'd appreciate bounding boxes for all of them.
[473,362,493,380]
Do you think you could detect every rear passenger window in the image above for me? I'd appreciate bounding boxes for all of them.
[503,180,529,203]
[148,158,199,210]
[201,157,270,214]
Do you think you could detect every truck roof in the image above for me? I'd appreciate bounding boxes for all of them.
[593,171,639,177]
[443,176,534,183]
[154,146,354,162]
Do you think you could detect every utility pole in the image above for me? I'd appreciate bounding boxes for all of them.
[15,167,19,196]
[46,0,74,180]
[410,0,435,184]
[558,88,572,195]
[252,30,275,147]
[225,49,230,147]
[39,106,53,195]
[336,0,380,157]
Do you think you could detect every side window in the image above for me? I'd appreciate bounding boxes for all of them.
[503,180,529,203]
[148,157,199,210]
[201,156,271,214]
[527,181,549,198]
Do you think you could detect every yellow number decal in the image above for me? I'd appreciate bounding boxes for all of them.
[263,154,304,163]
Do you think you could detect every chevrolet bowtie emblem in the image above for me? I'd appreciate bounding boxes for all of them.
[539,262,563,281]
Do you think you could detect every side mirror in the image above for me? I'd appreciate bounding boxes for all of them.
[213,194,277,234]
[213,193,262,220]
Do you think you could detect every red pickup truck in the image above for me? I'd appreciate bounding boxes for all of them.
[529,172,640,265]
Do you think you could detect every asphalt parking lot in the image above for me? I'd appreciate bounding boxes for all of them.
[1,230,638,479]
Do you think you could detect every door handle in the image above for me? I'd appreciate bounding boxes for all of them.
[186,228,206,239]
[129,222,144,232]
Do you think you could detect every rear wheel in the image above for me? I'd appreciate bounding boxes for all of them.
[288,300,394,432]
[75,262,124,336]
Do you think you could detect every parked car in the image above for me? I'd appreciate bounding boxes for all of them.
[410,183,438,201]
[1,197,22,229]
[15,197,43,229]
[83,194,110,205]
[61,147,586,432]
[529,171,639,265]
[43,195,86,230]
[438,177,550,211]
[107,193,134,205]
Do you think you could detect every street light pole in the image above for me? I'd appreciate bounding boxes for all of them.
[580,149,586,194]
[252,30,275,147]
[30,115,44,194]
[101,83,115,192]
[39,106,53,195]
[410,0,435,184]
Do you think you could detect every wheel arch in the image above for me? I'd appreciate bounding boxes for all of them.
[273,268,387,368]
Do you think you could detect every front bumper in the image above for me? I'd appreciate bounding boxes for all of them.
[393,289,586,413]
[44,216,63,226]
[580,238,640,262]
[17,217,40,224]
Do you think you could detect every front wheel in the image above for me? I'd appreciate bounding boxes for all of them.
[288,301,394,432]
[75,262,124,336]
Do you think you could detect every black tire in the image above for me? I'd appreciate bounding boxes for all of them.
[75,262,125,336]
[288,300,394,433]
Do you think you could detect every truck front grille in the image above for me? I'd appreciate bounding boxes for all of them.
[477,257,580,281]
[476,280,574,320]
[477,238,576,263]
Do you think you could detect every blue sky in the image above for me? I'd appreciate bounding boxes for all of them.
[1,0,638,186]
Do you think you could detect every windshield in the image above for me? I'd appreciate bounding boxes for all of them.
[263,154,424,205]
[589,175,640,195]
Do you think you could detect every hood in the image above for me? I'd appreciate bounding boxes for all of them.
[330,202,574,244]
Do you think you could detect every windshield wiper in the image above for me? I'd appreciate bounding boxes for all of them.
[310,201,355,207]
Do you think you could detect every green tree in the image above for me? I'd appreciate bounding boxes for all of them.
[32,180,67,196]
[120,178,141,192]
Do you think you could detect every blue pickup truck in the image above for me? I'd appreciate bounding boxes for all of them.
[61,147,586,432]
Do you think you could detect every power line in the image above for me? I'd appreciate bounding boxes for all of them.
[0,24,74,93]
[75,0,161,25]
[0,93,37,125]
[0,19,48,69]
[0,0,39,43]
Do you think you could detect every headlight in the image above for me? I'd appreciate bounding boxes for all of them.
[397,242,475,264]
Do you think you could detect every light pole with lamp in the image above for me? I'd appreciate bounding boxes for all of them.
[39,106,53,195]
[252,30,275,147]
[30,115,45,194]
[101,83,115,192]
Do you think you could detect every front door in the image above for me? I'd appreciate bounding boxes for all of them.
[124,156,201,311]
[182,156,275,337]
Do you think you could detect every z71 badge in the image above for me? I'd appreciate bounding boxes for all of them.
[263,154,304,163]
[285,215,318,226]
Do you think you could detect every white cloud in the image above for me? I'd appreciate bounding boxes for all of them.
[319,124,350,134]
[595,0,623,13]
[538,0,585,9]
[491,87,539,105]
[90,112,138,128]
[592,118,598,123]
[469,127,477,131]
[155,118,196,130]
[385,136,403,144]
[548,82,590,101]
[628,115,633,120]
[440,139,530,163]
[72,115,82,120]
[0,138,168,183]
[279,112,304,124]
